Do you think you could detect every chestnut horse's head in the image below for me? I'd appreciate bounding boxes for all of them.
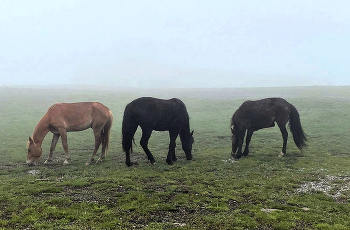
[26,136,42,166]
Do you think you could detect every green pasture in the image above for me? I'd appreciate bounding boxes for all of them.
[1,86,350,229]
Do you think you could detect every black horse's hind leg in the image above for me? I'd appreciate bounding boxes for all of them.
[140,128,155,164]
[278,123,288,155]
[166,131,178,165]
[242,129,254,156]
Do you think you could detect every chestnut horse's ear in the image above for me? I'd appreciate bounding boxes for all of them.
[191,130,194,136]
[29,136,34,143]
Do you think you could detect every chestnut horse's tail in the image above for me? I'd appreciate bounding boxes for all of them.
[289,104,307,149]
[101,110,113,154]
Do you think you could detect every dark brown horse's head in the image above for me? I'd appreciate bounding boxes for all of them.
[182,130,194,160]
[26,136,42,166]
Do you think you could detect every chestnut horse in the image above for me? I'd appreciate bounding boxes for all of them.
[26,102,113,166]
[231,98,306,159]
[122,97,194,166]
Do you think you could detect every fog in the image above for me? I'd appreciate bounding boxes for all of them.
[1,1,349,88]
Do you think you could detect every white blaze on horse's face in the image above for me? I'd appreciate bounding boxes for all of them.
[26,137,42,166]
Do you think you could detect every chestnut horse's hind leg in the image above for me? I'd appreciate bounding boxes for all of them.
[86,127,103,166]
[44,133,60,164]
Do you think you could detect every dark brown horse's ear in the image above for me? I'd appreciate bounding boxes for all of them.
[29,136,34,143]
[191,130,194,136]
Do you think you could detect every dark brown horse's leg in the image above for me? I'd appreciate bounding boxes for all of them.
[58,129,70,165]
[44,133,60,164]
[140,128,155,164]
[166,131,178,165]
[278,124,288,156]
[242,129,254,156]
[86,127,102,165]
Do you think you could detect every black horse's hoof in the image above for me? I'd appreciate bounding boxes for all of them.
[126,162,134,167]
[233,154,242,159]
[166,159,174,165]
[172,157,177,162]
[242,151,249,156]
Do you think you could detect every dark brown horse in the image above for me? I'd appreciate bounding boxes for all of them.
[122,97,194,166]
[231,97,306,158]
[26,102,113,166]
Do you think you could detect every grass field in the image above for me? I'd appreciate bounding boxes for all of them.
[1,86,350,229]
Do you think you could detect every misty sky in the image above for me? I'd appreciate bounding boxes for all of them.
[1,0,349,88]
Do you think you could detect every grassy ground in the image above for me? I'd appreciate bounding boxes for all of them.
[1,86,350,229]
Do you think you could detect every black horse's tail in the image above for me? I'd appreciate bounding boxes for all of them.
[122,106,137,154]
[289,104,307,149]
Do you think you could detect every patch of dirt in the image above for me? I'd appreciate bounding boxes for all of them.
[296,175,350,202]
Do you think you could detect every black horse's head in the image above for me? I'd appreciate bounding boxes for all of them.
[181,130,194,160]
[230,126,239,157]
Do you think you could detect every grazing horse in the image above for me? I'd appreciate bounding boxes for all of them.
[122,97,194,166]
[26,102,113,166]
[230,97,306,159]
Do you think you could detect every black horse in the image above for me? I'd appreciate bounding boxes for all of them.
[122,97,194,166]
[231,97,306,159]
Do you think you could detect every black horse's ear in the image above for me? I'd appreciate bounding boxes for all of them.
[191,130,194,136]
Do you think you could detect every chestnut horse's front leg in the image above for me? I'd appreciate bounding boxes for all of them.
[58,129,70,165]
[44,133,60,164]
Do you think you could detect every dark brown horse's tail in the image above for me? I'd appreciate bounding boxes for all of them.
[289,104,307,149]
[122,106,137,154]
[101,110,113,154]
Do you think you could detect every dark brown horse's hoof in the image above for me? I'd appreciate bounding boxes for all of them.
[166,159,174,165]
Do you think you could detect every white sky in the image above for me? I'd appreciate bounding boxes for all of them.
[0,0,349,88]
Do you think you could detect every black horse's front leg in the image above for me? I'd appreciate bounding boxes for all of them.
[234,128,246,159]
[242,129,254,156]
[166,131,178,165]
